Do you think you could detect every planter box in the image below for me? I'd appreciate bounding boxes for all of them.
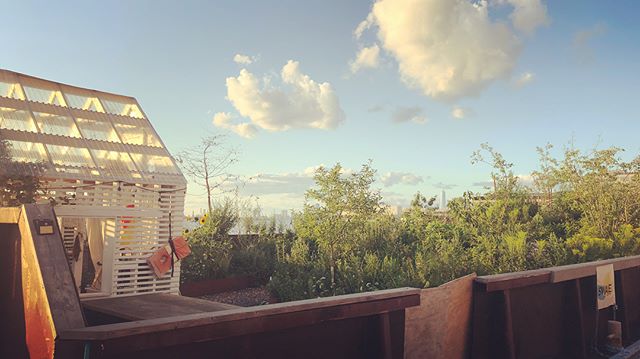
[180,276,258,297]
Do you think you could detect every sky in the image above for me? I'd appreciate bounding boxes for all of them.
[2,0,640,214]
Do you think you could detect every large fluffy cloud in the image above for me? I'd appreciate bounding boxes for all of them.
[355,0,548,101]
[217,60,345,136]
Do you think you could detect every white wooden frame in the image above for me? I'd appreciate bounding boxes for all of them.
[0,69,187,297]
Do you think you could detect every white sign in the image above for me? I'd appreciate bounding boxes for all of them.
[596,264,616,310]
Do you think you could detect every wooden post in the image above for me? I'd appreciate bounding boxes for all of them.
[503,289,517,359]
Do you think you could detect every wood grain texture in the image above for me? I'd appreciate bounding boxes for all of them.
[18,204,86,359]
[404,273,476,359]
[82,293,239,321]
[476,269,551,292]
[550,255,640,283]
[22,204,85,330]
[59,288,420,342]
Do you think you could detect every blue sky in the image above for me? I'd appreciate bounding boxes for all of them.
[3,0,640,213]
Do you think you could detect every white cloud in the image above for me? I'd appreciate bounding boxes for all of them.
[240,172,316,196]
[503,0,549,35]
[218,60,345,135]
[451,107,468,120]
[350,44,381,73]
[392,106,427,124]
[381,172,425,187]
[233,54,255,65]
[355,0,548,101]
[514,71,535,87]
[212,112,258,138]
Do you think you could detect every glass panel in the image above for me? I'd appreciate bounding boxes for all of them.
[34,112,81,137]
[65,93,105,112]
[46,144,95,168]
[0,81,25,100]
[0,107,38,132]
[102,99,144,118]
[130,153,178,173]
[6,140,48,163]
[76,118,120,142]
[114,123,162,147]
[91,149,137,173]
[24,86,67,106]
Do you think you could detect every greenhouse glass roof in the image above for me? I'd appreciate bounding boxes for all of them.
[0,69,185,185]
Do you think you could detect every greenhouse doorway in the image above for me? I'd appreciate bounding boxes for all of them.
[60,216,111,297]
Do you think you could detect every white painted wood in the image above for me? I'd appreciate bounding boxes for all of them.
[1,69,187,297]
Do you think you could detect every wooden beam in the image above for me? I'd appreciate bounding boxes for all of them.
[475,269,551,292]
[59,288,420,343]
[550,255,640,283]
[503,290,516,359]
[61,295,418,357]
[379,312,393,359]
[19,204,85,359]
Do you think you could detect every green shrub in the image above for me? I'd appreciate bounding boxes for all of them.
[229,237,277,282]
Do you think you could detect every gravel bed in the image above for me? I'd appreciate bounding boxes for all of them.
[200,286,278,307]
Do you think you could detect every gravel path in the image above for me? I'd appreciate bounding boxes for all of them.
[200,286,278,307]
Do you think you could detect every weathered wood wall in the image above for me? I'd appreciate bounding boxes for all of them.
[404,273,476,359]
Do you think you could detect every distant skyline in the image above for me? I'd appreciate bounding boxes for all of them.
[3,0,639,213]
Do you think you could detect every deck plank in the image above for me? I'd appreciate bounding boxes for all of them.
[82,293,238,321]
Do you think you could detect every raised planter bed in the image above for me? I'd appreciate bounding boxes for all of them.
[180,276,259,297]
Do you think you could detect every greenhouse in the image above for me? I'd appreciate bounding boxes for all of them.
[0,69,186,297]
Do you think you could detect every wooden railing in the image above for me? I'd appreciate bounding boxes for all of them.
[0,204,420,359]
[59,288,419,358]
[472,255,640,359]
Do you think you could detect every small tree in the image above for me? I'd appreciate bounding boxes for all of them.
[471,143,519,198]
[176,135,238,214]
[294,162,382,292]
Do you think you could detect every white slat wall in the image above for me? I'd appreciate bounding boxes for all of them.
[46,178,185,297]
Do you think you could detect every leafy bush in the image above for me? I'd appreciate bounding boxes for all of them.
[229,237,277,282]
[185,144,640,303]
[180,232,232,283]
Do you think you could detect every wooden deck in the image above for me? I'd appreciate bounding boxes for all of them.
[82,293,239,321]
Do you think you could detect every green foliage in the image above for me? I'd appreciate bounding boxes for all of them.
[229,236,277,281]
[185,143,640,303]
[181,200,237,282]
[181,199,279,284]
[293,162,382,292]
